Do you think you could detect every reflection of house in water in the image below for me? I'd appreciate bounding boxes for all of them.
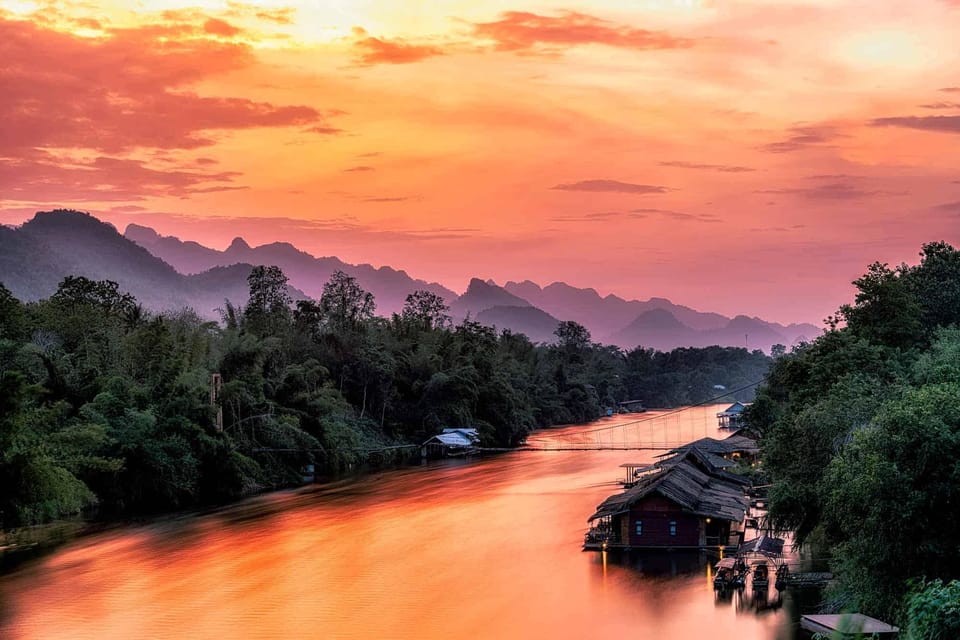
[717,402,751,429]
[420,428,480,459]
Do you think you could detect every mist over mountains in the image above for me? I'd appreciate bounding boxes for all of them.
[1,211,820,351]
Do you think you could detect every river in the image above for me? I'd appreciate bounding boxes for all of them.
[0,405,802,639]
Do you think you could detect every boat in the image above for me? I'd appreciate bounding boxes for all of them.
[714,557,748,590]
[775,563,789,591]
[752,561,769,589]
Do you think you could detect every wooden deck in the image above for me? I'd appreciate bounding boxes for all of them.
[800,613,899,638]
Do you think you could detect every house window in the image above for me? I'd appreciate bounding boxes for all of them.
[635,520,643,536]
[669,521,677,536]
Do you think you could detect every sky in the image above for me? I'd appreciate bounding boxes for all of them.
[1,0,959,325]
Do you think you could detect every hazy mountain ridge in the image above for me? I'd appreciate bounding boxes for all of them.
[448,278,532,320]
[0,211,304,316]
[474,305,561,344]
[126,223,456,316]
[2,211,821,352]
[503,279,818,351]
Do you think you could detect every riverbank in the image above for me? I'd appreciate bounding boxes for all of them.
[0,406,797,639]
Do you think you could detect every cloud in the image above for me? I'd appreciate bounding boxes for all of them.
[471,11,692,54]
[805,174,863,180]
[203,18,241,37]
[352,27,443,64]
[939,87,960,92]
[756,182,906,200]
[344,165,375,172]
[658,160,754,173]
[550,179,669,194]
[629,208,720,222]
[0,153,244,202]
[362,196,415,202]
[550,211,623,223]
[871,115,960,134]
[919,101,960,110]
[934,200,960,214]
[760,124,845,153]
[0,17,340,155]
[224,3,296,25]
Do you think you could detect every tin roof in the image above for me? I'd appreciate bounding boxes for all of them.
[423,428,479,447]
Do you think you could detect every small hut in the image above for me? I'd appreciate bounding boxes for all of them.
[717,401,751,429]
[420,428,480,459]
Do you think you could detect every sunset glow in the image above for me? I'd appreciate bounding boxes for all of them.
[3,0,960,323]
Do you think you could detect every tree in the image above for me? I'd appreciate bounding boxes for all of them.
[320,270,375,333]
[555,320,591,352]
[400,290,450,331]
[50,276,137,316]
[244,266,292,335]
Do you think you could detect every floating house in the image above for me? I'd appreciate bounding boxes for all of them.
[658,434,760,465]
[420,428,480,458]
[618,400,646,413]
[585,458,749,551]
[717,401,751,429]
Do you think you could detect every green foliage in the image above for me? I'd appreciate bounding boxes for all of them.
[903,579,960,640]
[755,242,960,625]
[0,268,775,531]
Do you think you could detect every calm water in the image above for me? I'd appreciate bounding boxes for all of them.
[0,405,800,639]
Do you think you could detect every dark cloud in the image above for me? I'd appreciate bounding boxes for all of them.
[344,165,375,172]
[629,208,720,222]
[658,160,754,173]
[871,115,960,134]
[0,153,243,202]
[760,124,845,153]
[362,196,415,203]
[756,182,906,200]
[471,10,692,53]
[551,179,669,194]
[550,211,623,223]
[805,174,863,180]
[919,101,960,110]
[934,200,960,214]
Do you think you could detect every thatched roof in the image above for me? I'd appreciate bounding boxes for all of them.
[588,459,748,522]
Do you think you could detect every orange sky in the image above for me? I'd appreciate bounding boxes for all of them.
[2,0,960,324]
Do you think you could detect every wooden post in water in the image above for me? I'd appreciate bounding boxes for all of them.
[210,373,223,432]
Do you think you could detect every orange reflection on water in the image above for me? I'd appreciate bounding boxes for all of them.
[0,406,794,639]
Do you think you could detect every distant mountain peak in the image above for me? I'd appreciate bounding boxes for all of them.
[123,223,161,244]
[227,237,251,252]
[631,308,688,330]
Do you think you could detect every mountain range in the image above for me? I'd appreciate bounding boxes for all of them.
[0,210,820,351]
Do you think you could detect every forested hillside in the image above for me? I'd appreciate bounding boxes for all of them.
[0,267,770,530]
[748,241,960,634]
